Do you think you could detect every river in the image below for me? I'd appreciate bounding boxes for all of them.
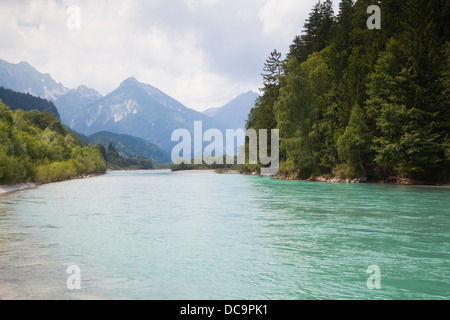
[0,170,449,299]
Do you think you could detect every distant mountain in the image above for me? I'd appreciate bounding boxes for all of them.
[0,87,60,120]
[54,85,103,127]
[85,131,170,164]
[0,59,68,101]
[0,58,251,157]
[203,91,260,130]
[0,59,103,127]
[69,77,227,153]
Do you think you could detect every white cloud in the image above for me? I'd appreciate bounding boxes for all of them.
[0,0,325,111]
[185,0,223,9]
[258,0,317,37]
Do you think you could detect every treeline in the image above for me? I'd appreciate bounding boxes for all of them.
[0,87,61,120]
[82,131,170,164]
[247,0,450,183]
[170,155,238,172]
[0,99,158,185]
[0,100,106,185]
[98,143,154,170]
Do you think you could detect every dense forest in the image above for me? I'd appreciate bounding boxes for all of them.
[98,143,154,170]
[0,87,60,120]
[0,86,163,185]
[0,100,106,185]
[246,0,450,183]
[0,100,158,184]
[83,131,170,164]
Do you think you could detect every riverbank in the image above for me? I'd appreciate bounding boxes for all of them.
[2,169,446,196]
[172,168,450,186]
[172,168,241,175]
[0,173,103,196]
[172,169,216,174]
[273,171,450,186]
[0,182,40,196]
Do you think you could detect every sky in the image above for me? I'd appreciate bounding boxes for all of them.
[0,0,339,111]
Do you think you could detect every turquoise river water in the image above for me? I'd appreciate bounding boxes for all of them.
[0,170,449,300]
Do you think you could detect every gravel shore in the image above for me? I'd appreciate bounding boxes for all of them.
[0,182,39,195]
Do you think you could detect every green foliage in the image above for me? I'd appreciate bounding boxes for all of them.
[274,57,313,171]
[170,154,243,172]
[261,49,283,89]
[288,0,336,63]
[247,49,281,133]
[0,87,60,120]
[103,144,153,170]
[246,49,281,173]
[337,105,371,176]
[247,0,449,183]
[0,100,106,185]
[85,131,170,164]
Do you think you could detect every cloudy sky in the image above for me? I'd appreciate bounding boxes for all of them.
[0,0,338,111]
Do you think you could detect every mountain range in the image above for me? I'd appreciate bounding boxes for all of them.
[0,59,68,101]
[54,85,103,127]
[0,58,259,158]
[65,76,229,154]
[204,90,259,130]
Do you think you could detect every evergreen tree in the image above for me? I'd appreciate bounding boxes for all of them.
[247,50,282,132]
[288,0,335,63]
[334,0,354,51]
[317,0,336,50]
[274,57,316,177]
[366,0,449,181]
[337,105,372,176]
[261,49,283,90]
[246,50,282,173]
[244,0,449,182]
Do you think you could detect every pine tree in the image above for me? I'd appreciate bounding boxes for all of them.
[317,0,335,50]
[288,1,335,63]
[261,49,283,90]
[246,50,281,172]
[334,0,354,51]
[366,0,449,181]
[247,50,281,132]
[246,0,449,181]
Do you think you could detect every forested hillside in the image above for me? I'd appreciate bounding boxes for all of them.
[247,0,449,183]
[97,143,154,170]
[0,87,61,120]
[0,100,106,185]
[86,131,170,164]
